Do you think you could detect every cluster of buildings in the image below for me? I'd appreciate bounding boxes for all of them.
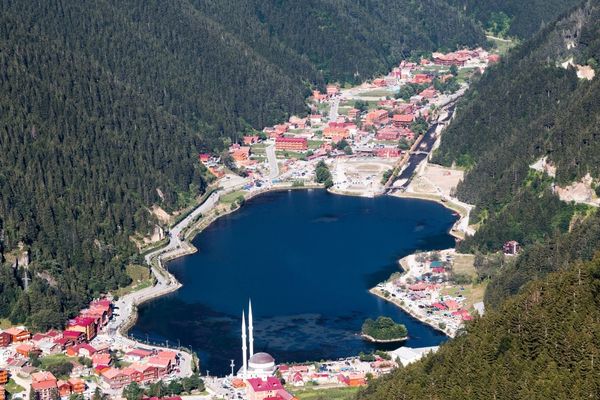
[376,253,478,336]
[99,349,178,390]
[0,297,185,399]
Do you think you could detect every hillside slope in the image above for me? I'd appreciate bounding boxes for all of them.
[447,0,583,38]
[358,255,600,400]
[433,0,600,256]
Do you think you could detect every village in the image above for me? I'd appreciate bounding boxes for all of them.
[0,48,501,400]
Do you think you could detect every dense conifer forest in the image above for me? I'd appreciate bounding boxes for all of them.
[0,0,485,328]
[447,0,583,38]
[358,255,600,400]
[433,0,600,254]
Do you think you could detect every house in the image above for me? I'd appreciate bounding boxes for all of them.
[130,364,159,384]
[275,137,308,151]
[92,353,112,368]
[245,377,290,400]
[101,368,130,390]
[375,126,402,141]
[365,109,389,126]
[372,78,386,87]
[337,373,366,387]
[125,348,154,362]
[326,84,339,96]
[67,343,97,358]
[68,378,86,394]
[488,54,501,64]
[38,341,60,355]
[0,369,8,385]
[503,240,521,255]
[392,114,415,127]
[57,380,72,397]
[31,372,58,400]
[444,300,460,311]
[432,52,469,67]
[66,316,97,341]
[309,114,323,125]
[348,108,360,119]
[322,126,350,141]
[16,343,40,358]
[0,332,11,348]
[229,144,251,162]
[243,136,259,145]
[4,327,31,342]
[419,88,437,99]
[412,74,432,84]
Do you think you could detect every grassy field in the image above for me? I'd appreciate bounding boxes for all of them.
[219,190,246,204]
[0,318,11,329]
[442,282,487,311]
[115,264,154,297]
[357,89,394,97]
[337,106,350,116]
[486,35,517,56]
[343,99,380,110]
[308,140,324,150]
[5,379,25,394]
[40,354,77,369]
[290,386,360,400]
[452,253,476,278]
[276,150,305,160]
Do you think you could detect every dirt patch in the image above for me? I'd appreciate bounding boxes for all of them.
[151,205,172,224]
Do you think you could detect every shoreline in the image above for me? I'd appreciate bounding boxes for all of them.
[370,287,455,338]
[360,333,409,344]
[118,173,467,373]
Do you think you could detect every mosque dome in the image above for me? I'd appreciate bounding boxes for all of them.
[248,352,276,370]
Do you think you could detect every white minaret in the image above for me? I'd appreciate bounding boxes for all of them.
[241,311,248,376]
[248,299,254,357]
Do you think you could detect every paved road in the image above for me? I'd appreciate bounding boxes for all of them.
[265,143,279,182]
[329,98,340,121]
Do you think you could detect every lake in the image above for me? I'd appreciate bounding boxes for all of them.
[131,189,456,375]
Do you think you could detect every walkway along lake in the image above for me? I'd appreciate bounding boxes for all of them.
[131,189,456,375]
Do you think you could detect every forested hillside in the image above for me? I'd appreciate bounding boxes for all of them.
[433,0,600,255]
[192,0,485,83]
[358,255,600,400]
[0,0,485,329]
[447,0,582,38]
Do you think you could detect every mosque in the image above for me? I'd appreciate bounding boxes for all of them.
[239,300,277,378]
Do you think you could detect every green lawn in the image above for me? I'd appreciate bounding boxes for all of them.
[0,318,11,329]
[276,150,306,160]
[343,99,380,110]
[357,89,394,97]
[40,354,77,369]
[5,379,25,394]
[290,386,360,400]
[219,190,246,204]
[308,140,324,150]
[115,264,154,297]
[486,35,517,56]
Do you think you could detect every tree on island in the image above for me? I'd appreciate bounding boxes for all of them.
[362,316,408,341]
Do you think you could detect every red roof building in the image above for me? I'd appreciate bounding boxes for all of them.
[31,372,58,400]
[275,137,308,151]
[66,316,97,341]
[365,109,389,126]
[0,332,11,348]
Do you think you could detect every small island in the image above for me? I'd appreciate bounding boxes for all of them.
[361,316,408,343]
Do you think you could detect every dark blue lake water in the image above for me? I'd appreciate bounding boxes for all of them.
[131,189,456,375]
